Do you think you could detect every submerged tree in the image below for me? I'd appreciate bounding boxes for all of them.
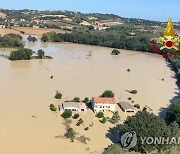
[101,90,114,98]
[54,91,62,99]
[37,49,45,59]
[65,128,76,142]
[9,48,33,61]
[27,35,37,42]
[111,49,120,55]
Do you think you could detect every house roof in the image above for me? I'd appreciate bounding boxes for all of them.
[63,102,79,109]
[61,102,87,109]
[118,102,135,112]
[92,97,116,104]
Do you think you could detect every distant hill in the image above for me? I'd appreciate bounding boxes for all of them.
[0,12,7,18]
[0,9,179,33]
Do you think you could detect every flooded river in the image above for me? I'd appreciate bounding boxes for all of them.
[0,36,178,154]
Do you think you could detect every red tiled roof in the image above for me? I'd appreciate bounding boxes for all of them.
[93,97,116,104]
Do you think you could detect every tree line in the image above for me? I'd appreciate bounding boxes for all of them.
[41,28,152,52]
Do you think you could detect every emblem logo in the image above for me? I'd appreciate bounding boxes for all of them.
[158,18,180,50]
[151,18,180,58]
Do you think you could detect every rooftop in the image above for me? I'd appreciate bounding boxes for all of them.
[118,102,135,112]
[92,97,116,104]
[61,102,87,109]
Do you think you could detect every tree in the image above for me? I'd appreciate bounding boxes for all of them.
[73,97,80,102]
[97,111,104,118]
[134,104,140,109]
[103,144,125,154]
[107,111,179,153]
[110,111,120,124]
[0,34,24,48]
[37,49,45,59]
[76,118,83,126]
[73,114,79,119]
[101,117,107,124]
[61,110,72,119]
[87,25,94,30]
[54,91,62,99]
[101,90,114,98]
[27,35,37,42]
[84,97,89,103]
[166,98,180,125]
[65,128,76,142]
[111,49,120,55]
[49,104,57,111]
[9,48,33,61]
[41,34,48,42]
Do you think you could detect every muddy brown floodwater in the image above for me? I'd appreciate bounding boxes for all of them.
[0,35,178,154]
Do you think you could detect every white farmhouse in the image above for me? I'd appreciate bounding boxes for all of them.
[92,97,116,113]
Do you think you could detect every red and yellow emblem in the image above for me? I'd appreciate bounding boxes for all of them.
[158,18,180,50]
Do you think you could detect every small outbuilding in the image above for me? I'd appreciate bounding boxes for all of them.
[59,102,87,112]
[118,102,135,113]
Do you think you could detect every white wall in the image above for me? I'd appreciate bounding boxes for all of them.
[93,103,116,112]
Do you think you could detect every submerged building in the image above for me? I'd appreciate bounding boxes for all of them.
[92,97,116,113]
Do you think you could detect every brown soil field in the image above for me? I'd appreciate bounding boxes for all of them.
[11,27,69,36]
[0,28,21,35]
[0,12,7,18]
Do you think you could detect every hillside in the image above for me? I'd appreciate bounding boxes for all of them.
[0,9,179,33]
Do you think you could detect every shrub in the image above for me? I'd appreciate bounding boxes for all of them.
[73,97,80,102]
[134,104,140,109]
[76,118,83,126]
[61,110,72,119]
[97,111,104,118]
[127,68,131,72]
[54,91,62,99]
[128,97,132,100]
[111,49,120,55]
[101,117,107,124]
[49,104,57,111]
[73,114,80,119]
[101,90,114,98]
[84,127,89,131]
[65,128,76,141]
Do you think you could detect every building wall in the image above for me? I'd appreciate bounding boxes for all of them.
[59,106,87,112]
[92,102,116,112]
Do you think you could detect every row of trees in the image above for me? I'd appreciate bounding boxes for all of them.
[168,56,180,87]
[9,48,48,61]
[41,28,152,52]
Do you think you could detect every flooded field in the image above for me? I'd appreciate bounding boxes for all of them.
[0,36,178,154]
